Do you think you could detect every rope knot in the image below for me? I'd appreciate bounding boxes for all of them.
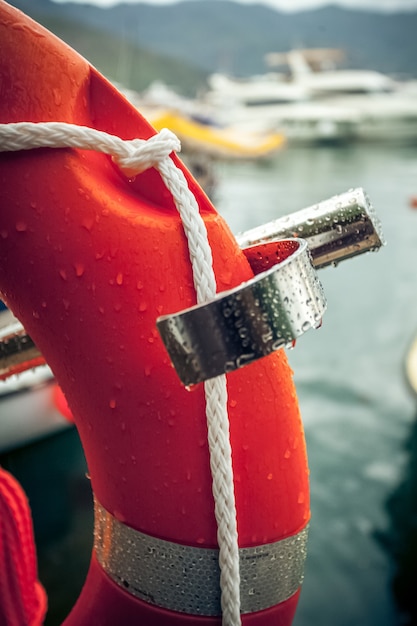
[113,128,181,177]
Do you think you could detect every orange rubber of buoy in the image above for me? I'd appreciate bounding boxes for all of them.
[0,3,310,624]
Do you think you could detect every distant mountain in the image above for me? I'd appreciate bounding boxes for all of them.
[5,0,209,95]
[7,0,417,95]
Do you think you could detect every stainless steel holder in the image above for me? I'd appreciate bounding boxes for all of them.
[157,238,326,386]
[0,187,385,384]
[238,187,385,270]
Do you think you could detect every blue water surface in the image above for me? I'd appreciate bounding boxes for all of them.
[215,142,417,626]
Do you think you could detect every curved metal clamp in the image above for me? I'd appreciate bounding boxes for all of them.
[157,239,326,386]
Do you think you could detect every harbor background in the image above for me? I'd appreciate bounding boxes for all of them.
[3,1,417,623]
[215,141,417,626]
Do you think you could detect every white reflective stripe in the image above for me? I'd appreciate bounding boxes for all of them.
[94,499,308,616]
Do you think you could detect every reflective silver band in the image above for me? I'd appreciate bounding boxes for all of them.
[94,499,308,616]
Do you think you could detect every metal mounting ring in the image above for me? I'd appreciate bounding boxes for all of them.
[157,238,326,386]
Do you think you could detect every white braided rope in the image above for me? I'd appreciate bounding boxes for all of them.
[0,121,241,625]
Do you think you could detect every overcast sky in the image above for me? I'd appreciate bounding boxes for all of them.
[52,0,417,12]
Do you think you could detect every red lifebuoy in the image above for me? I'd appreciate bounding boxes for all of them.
[0,3,310,624]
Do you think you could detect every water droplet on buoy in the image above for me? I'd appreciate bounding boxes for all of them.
[16,221,27,232]
[74,263,85,277]
[81,216,95,232]
[52,87,62,106]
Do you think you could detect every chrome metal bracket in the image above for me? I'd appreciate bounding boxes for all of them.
[157,238,326,386]
[238,187,385,270]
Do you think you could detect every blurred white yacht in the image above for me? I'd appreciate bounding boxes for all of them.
[265,48,417,143]
[205,49,417,144]
[204,71,359,145]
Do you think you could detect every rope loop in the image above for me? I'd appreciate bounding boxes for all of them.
[0,120,241,626]
[0,121,181,176]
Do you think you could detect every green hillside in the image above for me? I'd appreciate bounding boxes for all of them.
[16,11,209,96]
[8,0,417,95]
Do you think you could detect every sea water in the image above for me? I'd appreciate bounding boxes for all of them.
[215,142,417,626]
